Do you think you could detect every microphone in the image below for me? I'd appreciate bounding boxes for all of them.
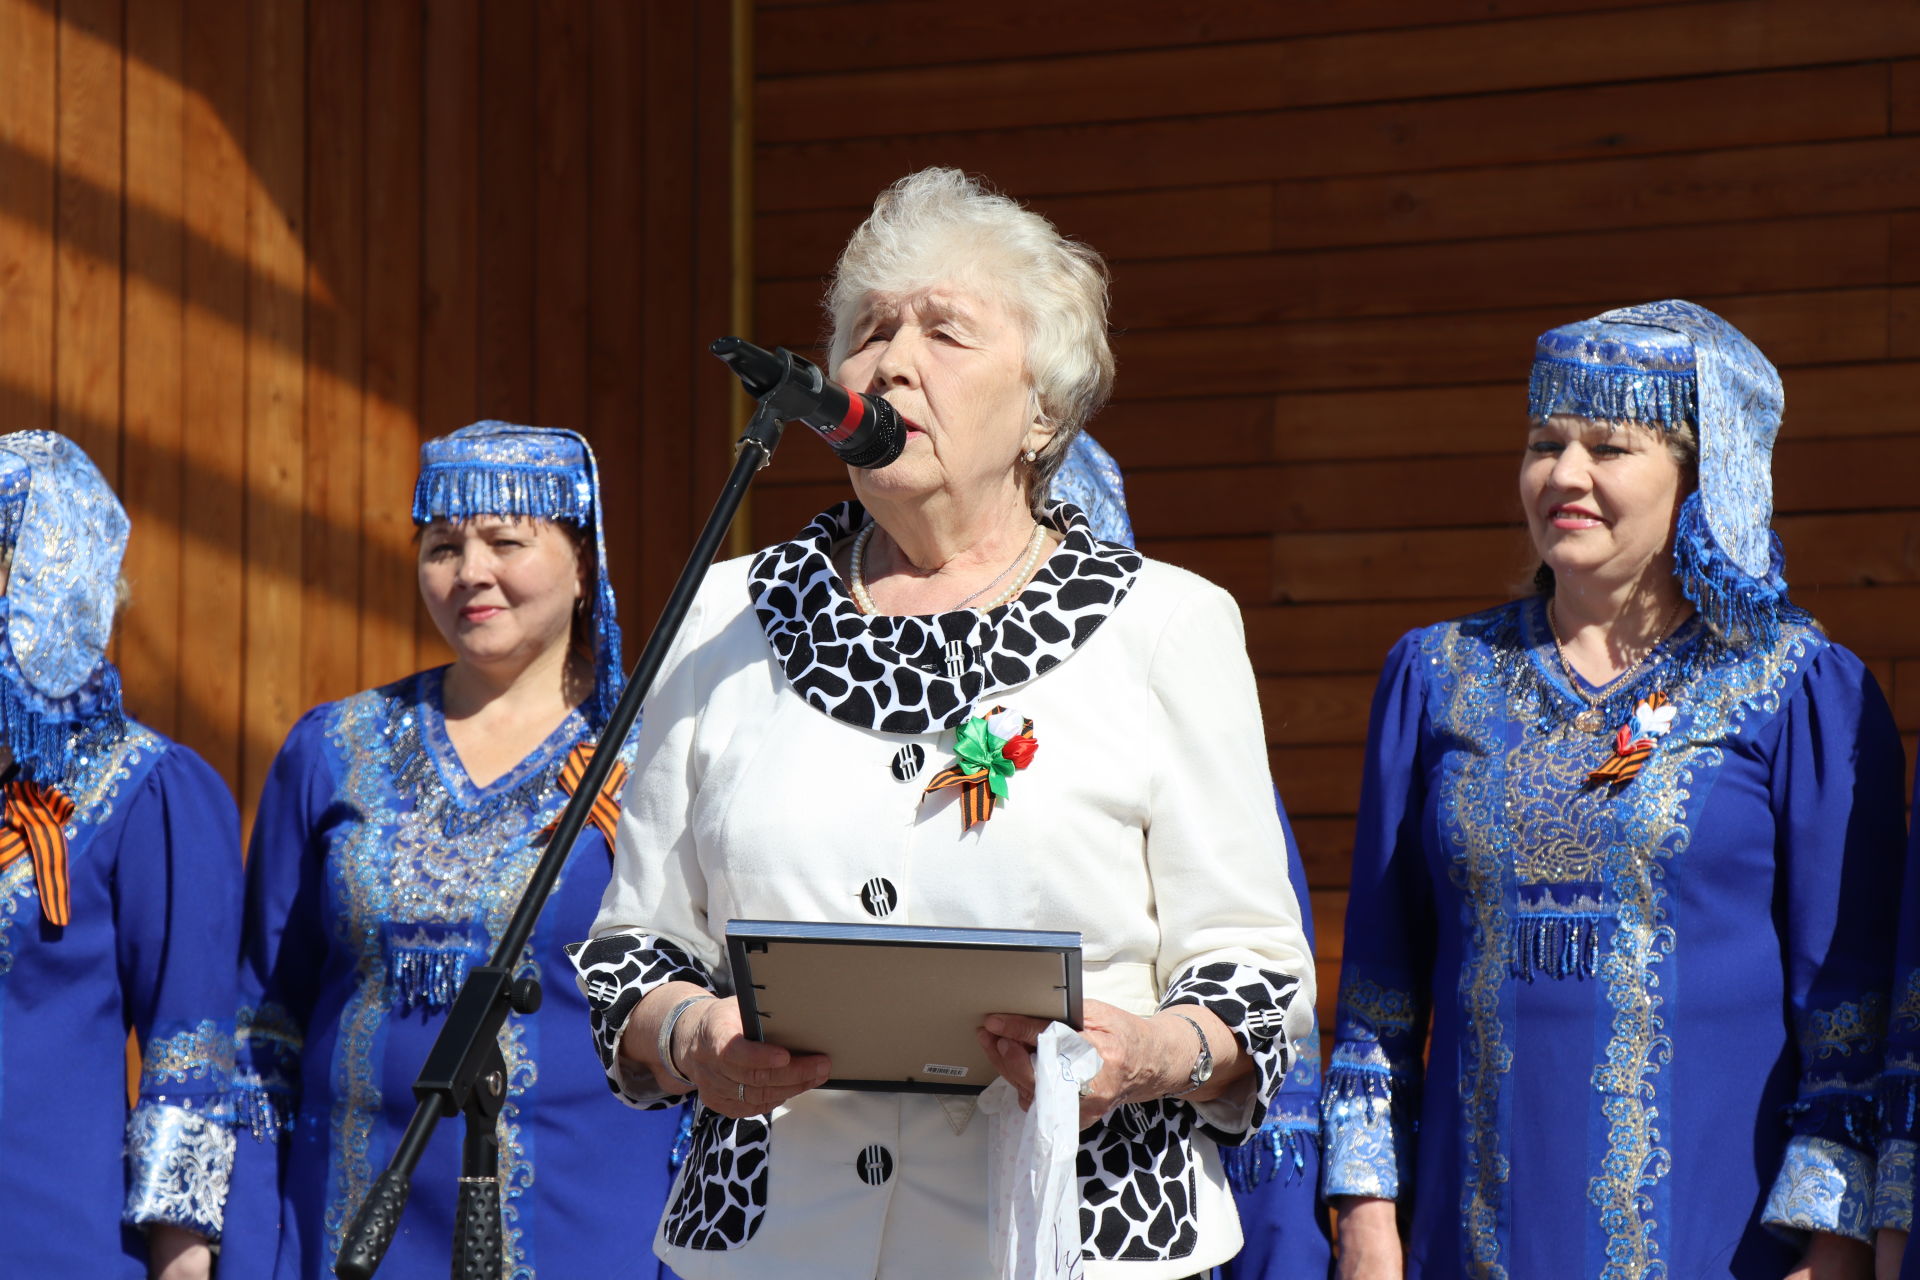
[710,337,906,470]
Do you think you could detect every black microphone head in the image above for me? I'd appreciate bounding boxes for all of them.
[838,396,907,470]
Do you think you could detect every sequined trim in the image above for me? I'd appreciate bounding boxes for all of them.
[125,1099,235,1240]
[141,1018,236,1093]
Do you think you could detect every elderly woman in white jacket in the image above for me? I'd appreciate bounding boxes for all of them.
[572,168,1314,1280]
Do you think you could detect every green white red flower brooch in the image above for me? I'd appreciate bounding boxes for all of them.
[922,705,1038,829]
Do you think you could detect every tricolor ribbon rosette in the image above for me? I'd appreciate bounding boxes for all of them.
[922,705,1038,830]
[1587,691,1676,788]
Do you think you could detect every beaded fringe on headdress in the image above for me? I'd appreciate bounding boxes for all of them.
[412,441,624,730]
[1672,492,1799,650]
[410,465,591,529]
[1527,357,1698,427]
[0,609,124,784]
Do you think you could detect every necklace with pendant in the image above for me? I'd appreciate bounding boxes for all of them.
[1548,597,1685,732]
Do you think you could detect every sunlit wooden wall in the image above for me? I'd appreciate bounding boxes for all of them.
[746,0,1920,1030]
[0,0,742,826]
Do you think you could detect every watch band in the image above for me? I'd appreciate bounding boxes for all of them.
[1168,1011,1213,1097]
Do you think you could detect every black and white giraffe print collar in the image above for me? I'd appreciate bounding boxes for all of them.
[748,500,1142,735]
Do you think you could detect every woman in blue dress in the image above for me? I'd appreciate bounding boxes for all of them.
[1323,301,1905,1279]
[0,431,242,1279]
[224,422,681,1278]
[1053,432,1334,1280]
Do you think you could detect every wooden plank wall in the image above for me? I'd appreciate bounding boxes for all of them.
[746,0,1920,1032]
[0,0,740,827]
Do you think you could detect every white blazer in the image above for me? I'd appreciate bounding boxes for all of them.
[578,534,1315,1280]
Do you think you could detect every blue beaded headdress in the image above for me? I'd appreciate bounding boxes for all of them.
[1048,432,1135,547]
[413,422,623,728]
[0,431,130,782]
[1529,299,1791,646]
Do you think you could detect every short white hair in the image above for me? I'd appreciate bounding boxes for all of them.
[825,168,1114,512]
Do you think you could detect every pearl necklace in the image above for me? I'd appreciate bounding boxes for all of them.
[850,522,1049,616]
[1547,597,1685,732]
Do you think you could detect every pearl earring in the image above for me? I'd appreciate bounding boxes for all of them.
[1023,449,1037,463]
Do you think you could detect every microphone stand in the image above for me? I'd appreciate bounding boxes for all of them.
[334,391,787,1279]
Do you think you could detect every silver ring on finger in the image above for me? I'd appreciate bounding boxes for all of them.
[735,1081,746,1101]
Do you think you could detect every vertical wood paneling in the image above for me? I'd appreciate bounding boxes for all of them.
[242,0,308,809]
[693,0,743,513]
[302,0,365,714]
[4,0,740,815]
[177,0,250,790]
[53,0,123,479]
[587,0,646,623]
[0,0,57,434]
[477,0,535,421]
[639,2,699,606]
[416,0,479,669]
[532,0,591,433]
[359,0,425,692]
[120,0,186,736]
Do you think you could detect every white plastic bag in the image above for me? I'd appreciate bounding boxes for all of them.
[977,1021,1104,1280]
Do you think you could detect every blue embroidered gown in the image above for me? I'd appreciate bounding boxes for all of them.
[1323,599,1904,1279]
[223,670,681,1279]
[1220,801,1333,1280]
[0,722,242,1277]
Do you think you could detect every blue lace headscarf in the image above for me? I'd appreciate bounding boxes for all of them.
[1048,432,1135,547]
[1529,299,1794,647]
[0,431,130,783]
[413,422,623,729]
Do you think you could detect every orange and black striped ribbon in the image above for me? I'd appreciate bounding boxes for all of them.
[921,764,997,831]
[557,742,630,852]
[0,780,76,926]
[1587,691,1669,788]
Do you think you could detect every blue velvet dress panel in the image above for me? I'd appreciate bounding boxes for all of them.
[1323,598,1905,1280]
[0,726,242,1277]
[223,670,681,1279]
[1219,801,1333,1280]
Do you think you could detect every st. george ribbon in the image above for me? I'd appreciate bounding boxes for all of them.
[711,337,906,470]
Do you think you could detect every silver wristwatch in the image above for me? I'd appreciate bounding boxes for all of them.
[1169,1011,1214,1096]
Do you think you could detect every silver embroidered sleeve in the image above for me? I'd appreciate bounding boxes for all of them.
[1321,975,1422,1200]
[1761,1134,1874,1243]
[124,1100,236,1240]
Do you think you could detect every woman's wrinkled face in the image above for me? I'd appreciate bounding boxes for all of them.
[834,284,1045,508]
[417,516,583,672]
[1521,414,1687,590]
